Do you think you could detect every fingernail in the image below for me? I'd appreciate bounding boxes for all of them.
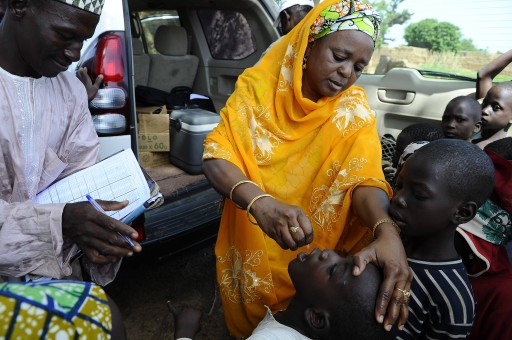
[399,325,404,331]
[385,324,392,331]
[127,252,133,257]
[353,266,360,275]
[377,315,384,323]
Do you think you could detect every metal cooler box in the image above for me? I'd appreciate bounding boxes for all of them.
[169,108,221,175]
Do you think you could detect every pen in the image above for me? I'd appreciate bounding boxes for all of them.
[85,194,135,249]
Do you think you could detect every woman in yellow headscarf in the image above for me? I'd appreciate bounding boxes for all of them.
[203,0,412,337]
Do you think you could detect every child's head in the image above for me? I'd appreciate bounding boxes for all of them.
[389,139,495,237]
[481,82,512,131]
[442,96,482,140]
[288,248,396,340]
[392,123,444,168]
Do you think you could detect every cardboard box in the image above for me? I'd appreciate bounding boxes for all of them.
[138,151,170,168]
[137,106,170,152]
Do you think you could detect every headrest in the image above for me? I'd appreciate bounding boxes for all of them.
[154,26,188,56]
[132,38,144,55]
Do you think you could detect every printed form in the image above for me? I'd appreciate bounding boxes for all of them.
[35,149,151,220]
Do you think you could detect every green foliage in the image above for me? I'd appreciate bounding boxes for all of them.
[373,0,412,48]
[458,38,479,52]
[404,19,464,52]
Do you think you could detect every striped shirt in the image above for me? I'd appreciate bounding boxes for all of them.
[398,258,475,340]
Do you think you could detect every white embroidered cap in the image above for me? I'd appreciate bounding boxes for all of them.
[278,0,315,13]
[53,0,105,15]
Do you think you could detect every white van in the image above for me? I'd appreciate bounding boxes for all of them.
[76,0,279,249]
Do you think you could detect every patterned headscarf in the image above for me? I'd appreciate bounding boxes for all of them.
[397,141,430,168]
[53,0,105,15]
[309,0,381,43]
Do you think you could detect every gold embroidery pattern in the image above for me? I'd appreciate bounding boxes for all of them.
[332,89,374,135]
[203,142,232,160]
[310,158,368,231]
[277,41,298,92]
[242,105,284,164]
[217,246,273,304]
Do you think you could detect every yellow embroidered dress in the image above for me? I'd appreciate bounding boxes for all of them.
[203,0,391,336]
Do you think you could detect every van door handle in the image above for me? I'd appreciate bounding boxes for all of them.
[377,89,415,105]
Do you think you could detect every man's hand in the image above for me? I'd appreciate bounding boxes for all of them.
[76,67,103,101]
[62,200,142,264]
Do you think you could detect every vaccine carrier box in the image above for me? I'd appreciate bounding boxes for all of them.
[169,108,221,175]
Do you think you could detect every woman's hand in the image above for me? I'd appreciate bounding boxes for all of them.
[62,200,142,264]
[353,224,412,332]
[250,196,313,250]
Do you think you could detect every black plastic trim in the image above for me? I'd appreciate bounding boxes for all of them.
[141,186,222,246]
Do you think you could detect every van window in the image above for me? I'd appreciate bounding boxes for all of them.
[364,2,512,82]
[139,11,181,54]
[197,9,256,60]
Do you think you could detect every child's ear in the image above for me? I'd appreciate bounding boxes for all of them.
[452,201,478,225]
[473,121,482,133]
[304,307,330,333]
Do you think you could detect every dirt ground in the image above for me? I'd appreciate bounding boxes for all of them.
[104,242,232,340]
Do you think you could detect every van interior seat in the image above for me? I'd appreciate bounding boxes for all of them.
[132,38,150,87]
[148,25,199,92]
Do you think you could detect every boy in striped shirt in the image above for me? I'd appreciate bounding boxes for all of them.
[388,139,496,339]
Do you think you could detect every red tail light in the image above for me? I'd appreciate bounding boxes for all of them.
[93,33,124,82]
[133,224,145,241]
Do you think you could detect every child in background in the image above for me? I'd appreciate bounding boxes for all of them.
[382,123,443,187]
[381,133,397,183]
[172,249,397,340]
[474,82,512,149]
[389,139,496,340]
[441,96,482,140]
[455,137,512,340]
[391,123,444,169]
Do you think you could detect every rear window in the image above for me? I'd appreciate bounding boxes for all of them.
[197,9,257,60]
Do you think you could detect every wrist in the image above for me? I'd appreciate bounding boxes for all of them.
[246,194,274,225]
[372,219,400,239]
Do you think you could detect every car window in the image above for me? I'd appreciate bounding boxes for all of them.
[197,9,257,60]
[363,0,512,82]
[139,11,181,54]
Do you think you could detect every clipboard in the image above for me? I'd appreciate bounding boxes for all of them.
[35,149,164,262]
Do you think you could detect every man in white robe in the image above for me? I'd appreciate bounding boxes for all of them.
[0,0,141,285]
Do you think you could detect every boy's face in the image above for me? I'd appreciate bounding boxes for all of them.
[442,102,481,140]
[289,249,380,310]
[481,86,512,130]
[389,154,461,237]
